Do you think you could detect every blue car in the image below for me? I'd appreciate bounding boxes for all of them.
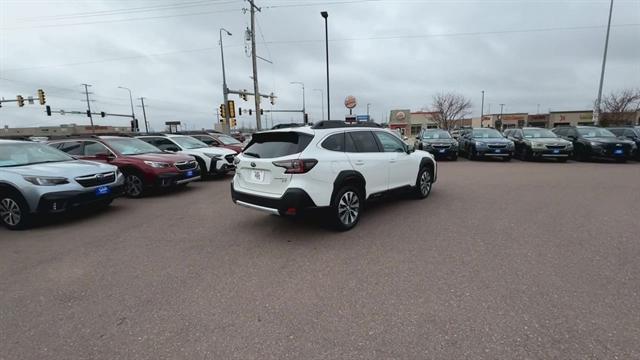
[459,128,515,161]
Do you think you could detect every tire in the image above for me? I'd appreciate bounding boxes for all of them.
[124,172,145,198]
[414,167,433,199]
[331,185,362,231]
[195,158,209,180]
[0,191,32,230]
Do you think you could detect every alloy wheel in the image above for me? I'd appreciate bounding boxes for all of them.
[0,198,22,227]
[338,191,360,226]
[125,175,143,197]
[420,171,432,196]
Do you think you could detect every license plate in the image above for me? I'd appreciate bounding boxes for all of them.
[553,149,560,154]
[250,169,265,183]
[96,186,110,196]
[439,149,446,153]
[614,149,623,155]
[186,170,194,177]
[495,149,501,153]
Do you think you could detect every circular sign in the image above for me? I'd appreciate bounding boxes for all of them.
[344,95,357,109]
[395,111,406,121]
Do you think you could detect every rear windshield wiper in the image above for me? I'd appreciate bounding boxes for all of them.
[244,152,261,158]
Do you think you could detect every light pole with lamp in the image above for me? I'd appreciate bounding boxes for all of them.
[321,11,330,120]
[118,86,137,131]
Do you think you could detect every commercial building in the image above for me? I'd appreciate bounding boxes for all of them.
[0,124,132,139]
[388,109,438,137]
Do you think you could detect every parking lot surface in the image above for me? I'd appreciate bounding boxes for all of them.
[1,159,639,359]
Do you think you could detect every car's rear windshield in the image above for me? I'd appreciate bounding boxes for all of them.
[243,132,313,158]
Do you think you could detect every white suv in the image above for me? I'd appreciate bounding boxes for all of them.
[231,121,438,230]
[137,134,236,177]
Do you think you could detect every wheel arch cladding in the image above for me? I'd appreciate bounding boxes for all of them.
[420,157,436,182]
[332,170,366,201]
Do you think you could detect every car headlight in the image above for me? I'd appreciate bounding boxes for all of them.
[531,142,546,149]
[144,161,170,168]
[507,142,515,149]
[204,153,223,160]
[475,141,486,147]
[23,176,69,186]
[589,141,602,148]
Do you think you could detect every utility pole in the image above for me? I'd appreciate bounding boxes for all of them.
[139,97,149,133]
[499,103,505,131]
[367,103,371,117]
[82,84,95,133]
[321,11,330,121]
[480,90,485,128]
[248,0,262,130]
[219,28,232,133]
[594,0,614,126]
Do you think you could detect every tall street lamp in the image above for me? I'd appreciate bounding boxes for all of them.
[313,89,324,121]
[321,11,330,120]
[290,82,306,123]
[118,86,136,129]
[220,28,232,130]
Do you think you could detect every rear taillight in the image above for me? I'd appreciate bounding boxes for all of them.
[272,159,318,174]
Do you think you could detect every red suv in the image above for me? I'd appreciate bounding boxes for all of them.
[183,132,244,153]
[48,136,200,197]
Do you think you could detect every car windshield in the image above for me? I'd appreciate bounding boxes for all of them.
[472,129,503,138]
[216,134,242,145]
[577,128,616,138]
[523,129,558,138]
[0,142,73,167]
[103,138,162,155]
[171,136,208,149]
[422,131,451,139]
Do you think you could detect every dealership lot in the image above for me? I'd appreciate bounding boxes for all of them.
[1,159,639,359]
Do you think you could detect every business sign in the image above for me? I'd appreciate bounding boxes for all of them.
[345,115,357,123]
[344,96,357,109]
[356,115,369,122]
[395,111,407,121]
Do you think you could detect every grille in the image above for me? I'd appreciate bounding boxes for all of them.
[175,160,197,170]
[488,144,507,149]
[545,145,566,150]
[604,143,627,150]
[75,172,116,188]
[225,154,235,164]
[432,144,451,149]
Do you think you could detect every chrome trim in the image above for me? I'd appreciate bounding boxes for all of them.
[235,200,280,215]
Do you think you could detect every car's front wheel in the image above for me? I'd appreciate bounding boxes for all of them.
[331,186,362,231]
[414,167,433,199]
[124,173,145,198]
[0,192,31,230]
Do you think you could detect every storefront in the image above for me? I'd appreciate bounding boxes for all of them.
[527,114,549,128]
[549,111,593,127]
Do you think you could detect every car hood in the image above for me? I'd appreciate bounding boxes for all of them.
[584,137,633,145]
[420,138,456,145]
[524,138,571,145]
[2,160,117,177]
[128,153,194,162]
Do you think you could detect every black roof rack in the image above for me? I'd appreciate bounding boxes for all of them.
[310,120,381,129]
[271,123,305,130]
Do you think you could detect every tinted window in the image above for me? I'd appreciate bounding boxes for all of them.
[345,132,357,152]
[553,127,566,136]
[56,141,83,155]
[84,141,110,156]
[154,138,179,151]
[349,131,380,153]
[194,136,216,145]
[322,133,345,152]
[243,132,312,158]
[374,131,405,152]
[105,138,163,155]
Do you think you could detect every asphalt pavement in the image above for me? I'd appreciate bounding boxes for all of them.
[1,159,639,359]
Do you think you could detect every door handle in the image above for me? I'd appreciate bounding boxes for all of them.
[354,160,365,166]
[389,159,397,163]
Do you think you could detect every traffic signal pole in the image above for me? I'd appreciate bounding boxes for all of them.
[219,28,232,134]
[248,0,262,130]
[82,84,95,134]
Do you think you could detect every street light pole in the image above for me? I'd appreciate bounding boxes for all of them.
[499,103,505,131]
[480,90,485,128]
[290,82,305,123]
[313,89,324,121]
[118,86,136,121]
[321,11,330,121]
[594,0,614,126]
[220,28,232,133]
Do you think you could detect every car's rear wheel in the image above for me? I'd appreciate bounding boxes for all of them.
[331,186,362,231]
[124,173,145,198]
[0,192,31,230]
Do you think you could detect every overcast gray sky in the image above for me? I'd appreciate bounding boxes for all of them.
[1,0,639,130]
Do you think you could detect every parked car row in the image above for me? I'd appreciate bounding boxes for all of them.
[0,132,245,229]
[415,126,639,162]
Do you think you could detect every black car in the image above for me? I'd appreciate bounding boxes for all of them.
[459,128,515,161]
[606,127,640,160]
[505,127,573,161]
[414,129,458,160]
[552,126,636,162]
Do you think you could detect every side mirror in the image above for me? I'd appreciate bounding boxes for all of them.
[406,144,415,154]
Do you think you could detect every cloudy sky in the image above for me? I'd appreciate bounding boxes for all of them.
[1,0,639,131]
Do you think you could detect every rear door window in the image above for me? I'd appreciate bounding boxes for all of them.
[243,132,312,158]
[84,141,110,156]
[373,131,405,152]
[322,133,345,152]
[348,131,380,153]
[56,141,83,155]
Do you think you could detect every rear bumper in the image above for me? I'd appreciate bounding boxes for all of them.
[230,183,317,215]
[36,184,125,213]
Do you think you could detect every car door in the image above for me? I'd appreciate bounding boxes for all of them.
[372,130,414,189]
[344,130,388,196]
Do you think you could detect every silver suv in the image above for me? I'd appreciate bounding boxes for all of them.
[0,140,125,229]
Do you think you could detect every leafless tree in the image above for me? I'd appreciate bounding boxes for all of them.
[597,88,640,125]
[430,92,472,130]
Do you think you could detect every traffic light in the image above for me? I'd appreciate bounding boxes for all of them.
[100,112,106,118]
[16,95,24,107]
[86,110,91,117]
[231,118,237,127]
[269,92,275,105]
[238,108,242,116]
[248,109,253,116]
[37,89,46,105]
[219,104,226,118]
[240,90,248,101]
[227,100,236,118]
[46,105,52,116]
[260,109,264,115]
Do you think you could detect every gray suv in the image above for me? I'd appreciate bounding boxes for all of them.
[0,140,125,229]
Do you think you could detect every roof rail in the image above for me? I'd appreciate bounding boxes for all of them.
[310,120,382,129]
[46,133,133,140]
[271,123,305,130]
